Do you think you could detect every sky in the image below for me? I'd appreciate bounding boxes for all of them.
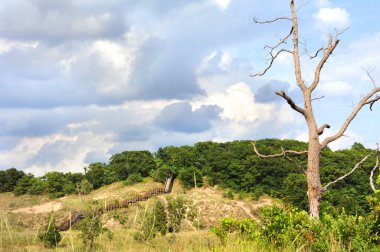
[0,0,380,175]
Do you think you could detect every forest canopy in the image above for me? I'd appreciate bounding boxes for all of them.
[1,139,376,216]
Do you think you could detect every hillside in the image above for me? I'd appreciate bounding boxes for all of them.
[0,179,273,251]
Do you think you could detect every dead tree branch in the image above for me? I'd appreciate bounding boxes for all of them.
[311,95,325,101]
[317,124,330,135]
[370,145,379,192]
[289,0,307,92]
[253,17,292,24]
[251,49,292,77]
[252,142,307,158]
[264,27,294,51]
[321,87,380,148]
[309,34,340,92]
[284,156,306,173]
[275,90,305,116]
[308,48,323,59]
[321,151,375,193]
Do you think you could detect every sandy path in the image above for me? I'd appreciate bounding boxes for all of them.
[11,201,62,214]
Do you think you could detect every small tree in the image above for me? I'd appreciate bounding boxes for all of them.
[252,0,380,218]
[39,213,61,248]
[167,196,187,233]
[79,179,93,195]
[79,209,112,250]
[136,200,168,241]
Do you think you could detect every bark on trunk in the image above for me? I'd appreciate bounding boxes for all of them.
[306,137,321,218]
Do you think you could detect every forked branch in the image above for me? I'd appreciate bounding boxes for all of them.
[321,87,380,148]
[309,34,340,92]
[252,142,307,158]
[251,49,292,77]
[321,151,375,193]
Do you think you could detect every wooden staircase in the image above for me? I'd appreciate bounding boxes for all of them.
[58,175,174,231]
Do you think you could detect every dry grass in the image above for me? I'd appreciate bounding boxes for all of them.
[0,180,277,251]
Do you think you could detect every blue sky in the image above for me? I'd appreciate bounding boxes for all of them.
[0,0,379,175]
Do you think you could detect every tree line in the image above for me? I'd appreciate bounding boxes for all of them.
[0,139,376,215]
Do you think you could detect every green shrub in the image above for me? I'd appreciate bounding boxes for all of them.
[79,209,113,250]
[224,190,234,199]
[136,200,168,241]
[123,173,143,186]
[39,214,61,248]
[178,166,203,189]
[212,205,378,251]
[167,196,187,233]
[79,179,93,195]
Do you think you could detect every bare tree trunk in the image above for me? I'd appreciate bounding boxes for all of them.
[252,0,380,219]
[306,136,321,218]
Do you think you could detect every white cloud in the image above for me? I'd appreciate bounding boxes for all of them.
[323,129,362,150]
[0,39,38,54]
[211,0,231,10]
[317,81,354,98]
[315,7,350,30]
[198,82,275,123]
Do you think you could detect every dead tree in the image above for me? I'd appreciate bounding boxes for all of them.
[252,0,380,218]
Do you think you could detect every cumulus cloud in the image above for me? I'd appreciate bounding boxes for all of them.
[314,7,350,30]
[0,0,125,42]
[0,0,378,174]
[317,81,354,99]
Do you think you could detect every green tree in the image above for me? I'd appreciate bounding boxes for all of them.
[109,151,157,180]
[178,166,203,189]
[0,168,25,192]
[85,163,107,189]
[43,172,66,198]
[28,177,46,195]
[79,209,112,250]
[13,174,35,196]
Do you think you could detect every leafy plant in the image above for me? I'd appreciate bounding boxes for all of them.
[167,196,187,233]
[79,179,93,195]
[39,213,61,248]
[123,173,143,186]
[79,208,113,250]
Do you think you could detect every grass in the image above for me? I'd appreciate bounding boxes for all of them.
[0,180,285,251]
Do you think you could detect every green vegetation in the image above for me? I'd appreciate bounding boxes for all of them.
[212,204,380,251]
[3,139,378,217]
[38,213,61,248]
[2,138,380,250]
[78,206,113,250]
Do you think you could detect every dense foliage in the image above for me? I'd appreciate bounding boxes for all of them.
[212,204,380,251]
[2,139,377,216]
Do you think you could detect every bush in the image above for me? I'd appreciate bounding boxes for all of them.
[123,173,143,186]
[79,209,113,250]
[79,179,93,195]
[211,205,377,251]
[136,200,168,241]
[39,214,61,248]
[167,196,187,233]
